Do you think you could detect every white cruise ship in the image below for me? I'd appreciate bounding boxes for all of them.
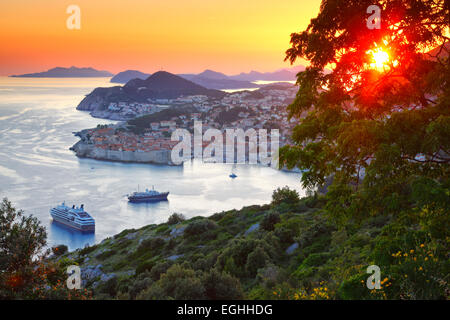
[50,202,95,232]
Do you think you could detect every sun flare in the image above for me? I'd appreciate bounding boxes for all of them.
[368,48,390,70]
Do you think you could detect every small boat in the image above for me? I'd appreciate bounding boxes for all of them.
[229,173,237,179]
[128,186,169,203]
[50,202,95,232]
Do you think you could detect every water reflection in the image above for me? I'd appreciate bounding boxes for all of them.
[49,222,96,251]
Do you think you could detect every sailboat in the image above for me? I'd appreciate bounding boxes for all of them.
[229,164,237,178]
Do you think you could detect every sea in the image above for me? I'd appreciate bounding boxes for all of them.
[0,76,303,250]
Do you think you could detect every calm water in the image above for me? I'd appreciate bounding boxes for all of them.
[0,77,303,250]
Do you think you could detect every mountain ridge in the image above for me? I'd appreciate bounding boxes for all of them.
[109,65,305,88]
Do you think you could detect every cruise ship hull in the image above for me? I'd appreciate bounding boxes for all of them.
[50,211,95,232]
[128,192,169,203]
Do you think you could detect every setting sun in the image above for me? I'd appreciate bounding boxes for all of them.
[368,48,390,70]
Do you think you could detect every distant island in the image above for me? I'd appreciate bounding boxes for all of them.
[229,67,302,81]
[109,67,304,90]
[10,66,113,78]
[110,70,151,83]
[111,69,260,90]
[178,69,259,90]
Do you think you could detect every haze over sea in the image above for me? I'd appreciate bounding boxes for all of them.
[0,77,303,250]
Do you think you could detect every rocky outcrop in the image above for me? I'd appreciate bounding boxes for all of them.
[285,243,299,255]
[170,225,186,238]
[244,223,260,236]
[70,140,176,165]
[77,86,127,112]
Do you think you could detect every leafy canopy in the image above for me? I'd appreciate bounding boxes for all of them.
[281,0,449,219]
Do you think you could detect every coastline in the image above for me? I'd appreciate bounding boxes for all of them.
[70,138,178,166]
[70,134,302,172]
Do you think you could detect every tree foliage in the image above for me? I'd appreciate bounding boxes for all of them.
[0,198,47,297]
[271,186,300,206]
[0,198,90,299]
[281,0,449,219]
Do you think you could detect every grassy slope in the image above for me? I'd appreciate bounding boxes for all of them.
[55,194,447,300]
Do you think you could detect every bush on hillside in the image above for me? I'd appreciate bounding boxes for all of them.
[167,213,185,225]
[271,186,300,206]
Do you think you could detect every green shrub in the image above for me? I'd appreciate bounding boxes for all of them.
[129,274,153,299]
[271,186,300,206]
[184,219,218,238]
[137,237,166,255]
[274,226,296,245]
[113,239,133,250]
[114,229,136,239]
[155,225,169,234]
[136,260,156,275]
[202,269,243,299]
[52,244,68,256]
[136,283,165,300]
[79,245,97,256]
[167,213,186,225]
[261,212,281,232]
[245,246,270,277]
[156,264,205,299]
[96,249,117,261]
[337,273,370,300]
[97,277,118,298]
[150,261,173,281]
[301,252,331,268]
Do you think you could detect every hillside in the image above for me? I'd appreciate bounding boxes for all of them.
[126,105,199,134]
[51,188,448,300]
[10,66,113,78]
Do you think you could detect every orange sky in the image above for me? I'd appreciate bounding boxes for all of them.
[0,0,321,76]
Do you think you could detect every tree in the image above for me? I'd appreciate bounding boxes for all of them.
[202,269,243,300]
[167,212,185,225]
[261,212,281,231]
[245,246,270,277]
[271,186,300,206]
[0,199,90,299]
[0,198,47,298]
[281,0,449,220]
[156,264,205,299]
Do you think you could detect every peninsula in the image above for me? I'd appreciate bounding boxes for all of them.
[77,71,225,120]
[71,83,298,166]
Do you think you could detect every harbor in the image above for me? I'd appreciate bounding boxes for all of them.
[0,77,303,250]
